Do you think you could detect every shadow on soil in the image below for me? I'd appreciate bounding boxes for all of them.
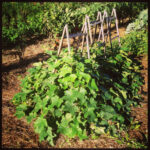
[2,34,49,52]
[2,53,50,73]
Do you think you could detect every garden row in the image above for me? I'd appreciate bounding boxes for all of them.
[2,2,147,48]
[12,27,147,146]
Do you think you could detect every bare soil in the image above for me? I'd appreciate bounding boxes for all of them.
[2,23,148,148]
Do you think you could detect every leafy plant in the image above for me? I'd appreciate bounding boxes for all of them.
[12,41,145,146]
[12,49,101,145]
[125,9,148,34]
[122,30,148,56]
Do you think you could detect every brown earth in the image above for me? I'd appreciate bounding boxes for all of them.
[2,23,148,148]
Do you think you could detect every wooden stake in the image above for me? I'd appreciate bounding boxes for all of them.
[85,20,90,59]
[57,25,66,56]
[113,8,121,47]
[66,24,71,55]
[86,15,93,45]
[81,21,86,53]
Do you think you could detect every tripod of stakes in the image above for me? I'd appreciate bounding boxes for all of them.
[57,18,90,59]
[57,8,121,58]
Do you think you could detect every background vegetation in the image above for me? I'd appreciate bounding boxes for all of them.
[2,2,147,49]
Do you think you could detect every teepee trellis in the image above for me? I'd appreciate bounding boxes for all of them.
[57,8,121,58]
[57,18,90,59]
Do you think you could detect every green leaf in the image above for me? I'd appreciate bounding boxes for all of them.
[79,72,91,83]
[118,89,127,99]
[104,91,112,100]
[69,74,77,82]
[74,80,80,87]
[99,120,109,126]
[46,85,57,97]
[91,79,98,91]
[101,105,116,114]
[63,89,78,103]
[115,54,123,61]
[34,101,42,113]
[16,104,27,111]
[117,115,124,123]
[47,127,56,146]
[59,65,72,77]
[39,128,48,142]
[15,111,25,119]
[54,109,62,117]
[114,97,123,105]
[64,101,78,115]
[49,96,63,109]
[84,107,96,122]
[34,117,48,134]
[109,88,119,96]
[26,112,36,123]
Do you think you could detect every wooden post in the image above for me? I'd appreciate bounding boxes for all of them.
[113,8,121,47]
[66,24,71,55]
[107,17,113,50]
[81,21,86,53]
[57,25,66,56]
[86,15,93,45]
[85,20,90,59]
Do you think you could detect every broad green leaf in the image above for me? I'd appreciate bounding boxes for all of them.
[39,128,48,142]
[122,77,128,83]
[59,65,72,77]
[46,85,57,97]
[47,127,56,146]
[22,88,32,94]
[99,120,109,126]
[16,104,27,111]
[91,79,98,91]
[94,126,105,134]
[114,97,123,105]
[26,112,36,123]
[69,74,77,82]
[101,105,116,114]
[65,113,73,122]
[104,91,112,100]
[49,96,62,109]
[122,71,130,78]
[34,117,48,134]
[78,72,91,83]
[84,107,96,122]
[54,109,62,117]
[64,101,78,115]
[117,115,124,123]
[34,101,42,113]
[74,80,80,87]
[63,89,78,102]
[89,98,97,108]
[15,111,25,119]
[115,54,123,61]
[100,111,114,120]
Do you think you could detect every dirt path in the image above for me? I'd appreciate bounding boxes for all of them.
[2,23,148,148]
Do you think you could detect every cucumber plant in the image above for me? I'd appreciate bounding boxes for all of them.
[12,38,145,146]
